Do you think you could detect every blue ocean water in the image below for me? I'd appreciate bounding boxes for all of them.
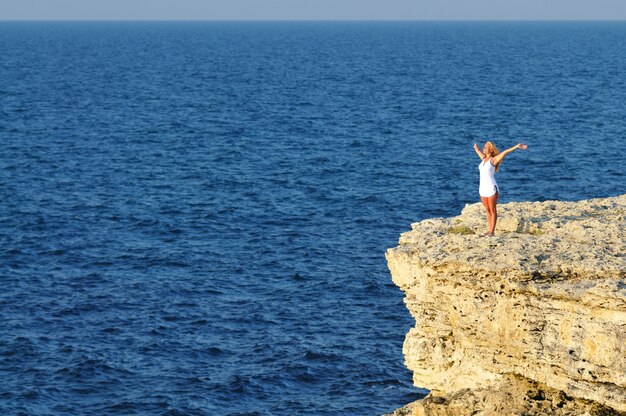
[1,21,625,415]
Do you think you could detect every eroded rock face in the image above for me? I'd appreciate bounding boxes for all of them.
[385,194,626,415]
[386,374,624,416]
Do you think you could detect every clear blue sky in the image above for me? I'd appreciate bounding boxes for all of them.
[1,0,625,20]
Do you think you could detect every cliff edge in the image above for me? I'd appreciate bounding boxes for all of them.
[385,194,626,415]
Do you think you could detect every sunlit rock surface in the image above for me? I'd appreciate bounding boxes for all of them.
[385,194,626,415]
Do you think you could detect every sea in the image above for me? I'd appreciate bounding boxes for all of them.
[1,21,625,416]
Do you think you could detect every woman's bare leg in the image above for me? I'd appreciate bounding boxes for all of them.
[486,192,499,235]
[481,196,492,235]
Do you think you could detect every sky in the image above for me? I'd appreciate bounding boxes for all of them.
[1,0,626,21]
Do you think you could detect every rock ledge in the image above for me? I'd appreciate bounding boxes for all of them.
[385,194,626,415]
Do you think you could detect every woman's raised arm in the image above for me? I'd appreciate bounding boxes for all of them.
[473,143,485,160]
[492,143,528,165]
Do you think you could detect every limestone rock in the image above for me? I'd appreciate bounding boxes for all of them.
[384,375,624,416]
[385,194,626,415]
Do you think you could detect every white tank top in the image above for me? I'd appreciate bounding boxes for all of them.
[478,158,499,197]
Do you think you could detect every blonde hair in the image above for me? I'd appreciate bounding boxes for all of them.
[485,141,501,172]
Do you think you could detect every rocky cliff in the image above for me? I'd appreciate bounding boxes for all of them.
[385,194,626,415]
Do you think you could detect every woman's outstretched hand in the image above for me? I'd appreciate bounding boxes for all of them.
[517,143,528,150]
[473,143,479,150]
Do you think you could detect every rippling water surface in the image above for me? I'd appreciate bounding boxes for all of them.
[1,22,625,415]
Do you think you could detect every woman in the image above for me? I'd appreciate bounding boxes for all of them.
[473,141,528,237]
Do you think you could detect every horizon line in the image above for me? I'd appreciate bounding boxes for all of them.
[1,18,626,22]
